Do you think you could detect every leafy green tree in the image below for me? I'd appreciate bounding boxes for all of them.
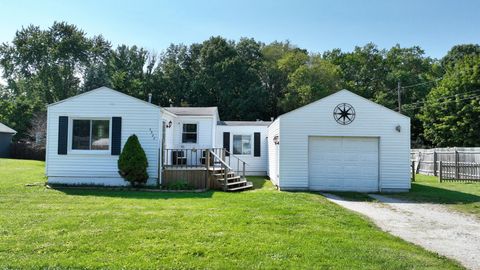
[280,55,340,112]
[118,134,149,186]
[441,44,480,69]
[385,45,438,146]
[0,91,44,141]
[107,45,156,100]
[260,41,293,117]
[155,44,192,106]
[420,55,480,146]
[324,43,388,101]
[0,22,107,104]
[324,44,438,146]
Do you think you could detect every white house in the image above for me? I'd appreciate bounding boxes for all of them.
[46,87,269,190]
[45,87,410,192]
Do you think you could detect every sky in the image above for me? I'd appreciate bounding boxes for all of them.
[0,0,479,59]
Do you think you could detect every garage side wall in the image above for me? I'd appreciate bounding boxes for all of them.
[46,89,161,186]
[279,90,411,191]
[267,119,280,184]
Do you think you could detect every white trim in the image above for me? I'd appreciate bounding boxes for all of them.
[160,108,177,118]
[232,133,253,156]
[68,117,111,155]
[47,87,161,109]
[181,122,199,144]
[276,89,410,120]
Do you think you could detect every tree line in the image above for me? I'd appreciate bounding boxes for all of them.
[1,22,479,147]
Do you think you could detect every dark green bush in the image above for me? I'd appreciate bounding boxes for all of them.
[118,134,149,186]
[164,180,194,190]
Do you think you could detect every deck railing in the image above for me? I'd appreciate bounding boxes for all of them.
[163,148,224,168]
[163,147,247,177]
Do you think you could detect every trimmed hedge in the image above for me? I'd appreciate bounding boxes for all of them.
[118,134,149,186]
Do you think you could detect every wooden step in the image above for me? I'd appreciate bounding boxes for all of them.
[227,181,253,191]
[212,172,235,178]
[216,176,241,182]
[226,179,247,186]
[208,167,225,172]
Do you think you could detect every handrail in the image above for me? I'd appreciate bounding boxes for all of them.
[209,150,232,170]
[224,149,248,165]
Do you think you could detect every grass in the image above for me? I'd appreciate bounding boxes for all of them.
[390,174,480,218]
[329,192,378,202]
[0,159,463,269]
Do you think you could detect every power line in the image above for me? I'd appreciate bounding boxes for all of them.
[401,92,480,111]
[401,77,443,89]
[404,89,480,107]
[386,77,443,93]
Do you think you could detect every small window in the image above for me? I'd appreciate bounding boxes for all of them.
[72,119,110,150]
[182,123,197,143]
[233,135,251,155]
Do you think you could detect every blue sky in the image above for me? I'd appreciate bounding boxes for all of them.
[0,0,479,59]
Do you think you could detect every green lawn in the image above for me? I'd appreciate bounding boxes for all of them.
[0,159,462,269]
[391,174,480,218]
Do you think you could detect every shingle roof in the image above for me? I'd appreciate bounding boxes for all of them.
[218,121,272,126]
[0,122,16,134]
[164,107,218,116]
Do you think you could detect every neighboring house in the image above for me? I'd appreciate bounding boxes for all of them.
[45,87,411,192]
[0,122,16,158]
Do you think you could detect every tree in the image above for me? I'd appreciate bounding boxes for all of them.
[0,22,107,104]
[118,134,149,186]
[107,45,158,101]
[324,44,438,147]
[0,92,44,141]
[385,45,438,146]
[324,43,388,101]
[279,54,340,112]
[260,41,294,117]
[420,55,480,146]
[441,44,480,69]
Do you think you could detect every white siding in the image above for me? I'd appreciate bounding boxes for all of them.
[267,119,280,185]
[276,90,410,191]
[215,125,268,175]
[170,116,214,149]
[161,112,175,150]
[46,87,161,186]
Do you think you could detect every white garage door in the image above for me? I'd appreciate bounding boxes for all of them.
[308,137,379,192]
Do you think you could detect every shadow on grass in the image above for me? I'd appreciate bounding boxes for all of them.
[56,188,215,200]
[327,192,377,202]
[249,177,268,189]
[390,183,480,205]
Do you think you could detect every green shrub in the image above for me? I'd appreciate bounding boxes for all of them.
[118,134,149,186]
[163,180,194,190]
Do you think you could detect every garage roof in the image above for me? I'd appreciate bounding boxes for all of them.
[0,122,16,134]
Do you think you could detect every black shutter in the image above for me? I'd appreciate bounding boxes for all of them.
[223,132,230,156]
[58,116,68,155]
[111,117,122,155]
[254,132,261,157]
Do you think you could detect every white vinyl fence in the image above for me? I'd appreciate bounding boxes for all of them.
[411,147,480,182]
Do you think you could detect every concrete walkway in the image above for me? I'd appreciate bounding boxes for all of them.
[323,193,480,270]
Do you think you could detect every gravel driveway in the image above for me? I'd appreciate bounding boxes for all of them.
[323,193,480,270]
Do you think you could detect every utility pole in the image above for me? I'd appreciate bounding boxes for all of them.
[397,81,402,113]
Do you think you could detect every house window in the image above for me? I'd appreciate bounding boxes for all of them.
[182,123,197,143]
[72,119,110,150]
[233,135,251,155]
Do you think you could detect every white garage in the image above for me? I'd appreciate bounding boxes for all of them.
[267,89,411,192]
[308,137,379,191]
